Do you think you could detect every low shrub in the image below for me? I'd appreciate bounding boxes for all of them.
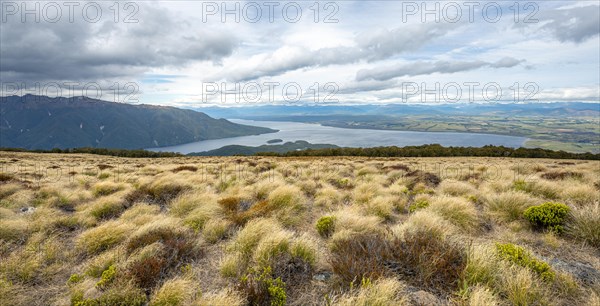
[406,170,441,190]
[124,219,199,289]
[239,266,287,306]
[0,172,14,182]
[408,198,429,213]
[541,171,583,180]
[84,248,119,277]
[171,165,198,173]
[328,177,354,190]
[126,179,190,207]
[224,218,316,297]
[495,243,554,281]
[96,265,117,289]
[329,232,391,284]
[330,227,465,294]
[67,274,83,285]
[388,228,465,293]
[125,243,169,290]
[97,164,114,171]
[524,202,570,233]
[316,216,335,238]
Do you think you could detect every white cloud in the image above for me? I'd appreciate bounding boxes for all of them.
[0,1,598,104]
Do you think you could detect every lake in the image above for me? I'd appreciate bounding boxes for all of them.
[148,119,529,154]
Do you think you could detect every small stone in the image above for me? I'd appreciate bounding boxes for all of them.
[312,272,332,282]
[20,207,35,214]
[408,290,443,306]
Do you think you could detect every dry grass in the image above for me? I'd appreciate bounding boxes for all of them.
[427,196,479,231]
[567,203,600,247]
[484,191,537,223]
[335,278,408,306]
[0,152,598,305]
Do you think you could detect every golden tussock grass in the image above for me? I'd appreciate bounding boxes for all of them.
[427,196,479,231]
[1,153,599,305]
[484,191,537,223]
[335,278,408,306]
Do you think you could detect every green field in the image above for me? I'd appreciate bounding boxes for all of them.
[319,115,600,153]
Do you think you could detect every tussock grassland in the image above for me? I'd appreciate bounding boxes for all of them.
[0,152,599,305]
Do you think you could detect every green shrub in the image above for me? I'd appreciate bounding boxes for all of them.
[408,199,429,213]
[496,243,554,281]
[67,273,83,285]
[316,216,335,238]
[524,202,570,233]
[239,266,287,306]
[267,277,286,306]
[513,179,528,192]
[96,265,117,289]
[329,178,353,190]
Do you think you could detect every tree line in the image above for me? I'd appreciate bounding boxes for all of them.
[0,147,182,158]
[256,144,600,160]
[2,144,598,160]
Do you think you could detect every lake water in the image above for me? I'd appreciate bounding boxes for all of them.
[148,119,528,154]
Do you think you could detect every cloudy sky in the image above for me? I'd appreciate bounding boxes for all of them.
[1,0,599,106]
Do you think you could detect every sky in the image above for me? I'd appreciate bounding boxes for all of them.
[0,0,599,106]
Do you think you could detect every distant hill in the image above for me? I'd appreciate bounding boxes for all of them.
[188,140,338,156]
[0,95,276,150]
[196,102,600,119]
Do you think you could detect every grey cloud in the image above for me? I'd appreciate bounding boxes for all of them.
[214,22,463,82]
[355,23,459,61]
[516,5,600,43]
[0,2,237,85]
[356,57,524,81]
[543,6,600,43]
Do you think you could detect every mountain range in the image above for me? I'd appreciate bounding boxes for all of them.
[195,102,600,119]
[0,95,276,150]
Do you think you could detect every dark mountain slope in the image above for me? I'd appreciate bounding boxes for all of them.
[0,95,276,150]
